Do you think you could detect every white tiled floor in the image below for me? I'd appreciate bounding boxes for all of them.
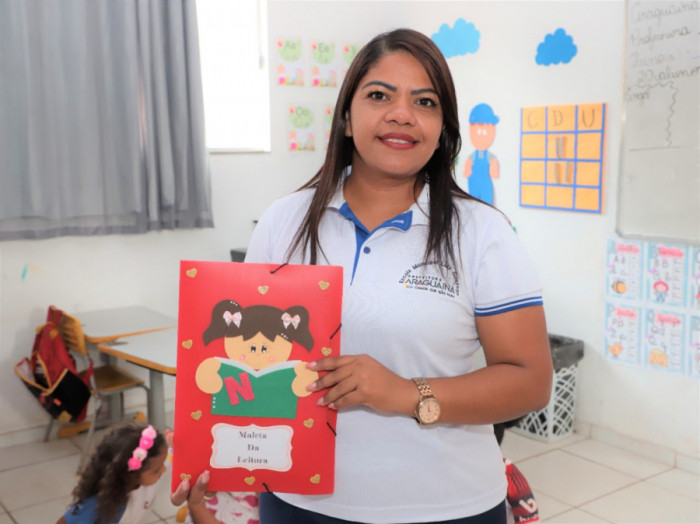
[0,422,698,523]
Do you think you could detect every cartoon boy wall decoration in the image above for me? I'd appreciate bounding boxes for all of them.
[196,299,319,419]
[463,103,500,205]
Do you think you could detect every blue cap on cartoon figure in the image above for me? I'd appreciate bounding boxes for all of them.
[469,103,499,124]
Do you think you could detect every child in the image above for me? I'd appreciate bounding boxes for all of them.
[495,420,540,524]
[57,421,168,524]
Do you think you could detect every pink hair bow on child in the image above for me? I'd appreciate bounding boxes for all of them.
[128,425,157,471]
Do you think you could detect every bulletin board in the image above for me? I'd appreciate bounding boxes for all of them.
[616,0,700,243]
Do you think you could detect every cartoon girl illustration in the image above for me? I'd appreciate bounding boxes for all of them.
[196,299,318,419]
[652,280,669,303]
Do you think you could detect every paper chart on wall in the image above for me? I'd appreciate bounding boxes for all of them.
[606,238,643,301]
[322,105,334,150]
[689,246,700,311]
[341,43,361,82]
[604,302,642,365]
[643,308,685,374]
[520,103,607,213]
[688,316,700,379]
[275,38,305,86]
[644,242,689,308]
[604,237,698,378]
[309,40,338,87]
[287,105,315,152]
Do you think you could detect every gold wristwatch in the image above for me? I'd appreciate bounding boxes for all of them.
[412,377,441,425]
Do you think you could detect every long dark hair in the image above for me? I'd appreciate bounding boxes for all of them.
[287,28,474,267]
[69,421,166,522]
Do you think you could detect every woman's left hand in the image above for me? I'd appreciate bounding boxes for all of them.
[306,355,416,415]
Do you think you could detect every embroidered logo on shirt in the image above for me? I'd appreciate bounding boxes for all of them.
[398,261,459,298]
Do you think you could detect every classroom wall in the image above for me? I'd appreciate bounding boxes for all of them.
[1,1,697,470]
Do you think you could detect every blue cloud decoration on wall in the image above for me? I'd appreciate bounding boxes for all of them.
[431,18,480,58]
[536,28,577,65]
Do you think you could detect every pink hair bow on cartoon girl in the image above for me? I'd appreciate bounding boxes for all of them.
[281,313,301,329]
[223,310,242,327]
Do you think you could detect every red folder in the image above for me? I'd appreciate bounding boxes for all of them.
[173,261,342,494]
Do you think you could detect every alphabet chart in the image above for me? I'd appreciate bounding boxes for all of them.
[644,243,688,308]
[690,246,700,311]
[520,102,607,213]
[688,316,700,379]
[604,303,642,365]
[605,237,698,378]
[644,309,685,374]
[606,238,643,301]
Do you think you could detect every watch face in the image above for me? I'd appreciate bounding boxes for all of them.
[417,397,441,424]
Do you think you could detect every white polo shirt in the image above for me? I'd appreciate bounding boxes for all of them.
[245,181,543,523]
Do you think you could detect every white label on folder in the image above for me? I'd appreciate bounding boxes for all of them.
[210,423,293,471]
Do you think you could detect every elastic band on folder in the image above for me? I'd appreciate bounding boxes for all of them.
[269,263,288,274]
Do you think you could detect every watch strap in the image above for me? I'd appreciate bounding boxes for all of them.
[412,377,434,399]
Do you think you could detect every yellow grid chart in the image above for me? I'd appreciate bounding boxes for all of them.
[520,103,607,213]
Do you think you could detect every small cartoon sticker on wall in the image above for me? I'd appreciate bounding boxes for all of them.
[536,28,577,66]
[463,103,500,205]
[430,18,480,58]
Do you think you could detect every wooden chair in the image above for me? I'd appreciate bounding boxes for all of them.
[45,307,149,470]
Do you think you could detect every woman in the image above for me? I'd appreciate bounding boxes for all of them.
[174,28,552,524]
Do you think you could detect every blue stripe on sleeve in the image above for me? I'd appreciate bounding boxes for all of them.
[474,296,543,316]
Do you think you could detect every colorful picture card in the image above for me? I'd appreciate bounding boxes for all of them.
[173,261,343,494]
[605,302,642,366]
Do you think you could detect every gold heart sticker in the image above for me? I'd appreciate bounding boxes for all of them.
[181,340,192,349]
[318,281,330,290]
[321,347,332,357]
[244,476,255,485]
[258,285,269,295]
[180,473,191,481]
[190,410,202,420]
[303,418,314,428]
[310,474,321,484]
[185,268,197,278]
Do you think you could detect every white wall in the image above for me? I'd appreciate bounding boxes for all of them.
[1,1,697,469]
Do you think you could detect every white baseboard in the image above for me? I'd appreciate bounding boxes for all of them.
[575,419,700,474]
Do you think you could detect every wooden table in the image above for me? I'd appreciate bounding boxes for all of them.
[74,306,177,430]
[76,306,176,343]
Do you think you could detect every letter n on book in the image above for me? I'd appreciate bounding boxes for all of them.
[224,373,255,405]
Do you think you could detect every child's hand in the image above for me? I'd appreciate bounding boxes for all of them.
[195,357,223,393]
[292,361,319,397]
[170,470,212,506]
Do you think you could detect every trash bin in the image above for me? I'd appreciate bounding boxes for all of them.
[512,334,584,442]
